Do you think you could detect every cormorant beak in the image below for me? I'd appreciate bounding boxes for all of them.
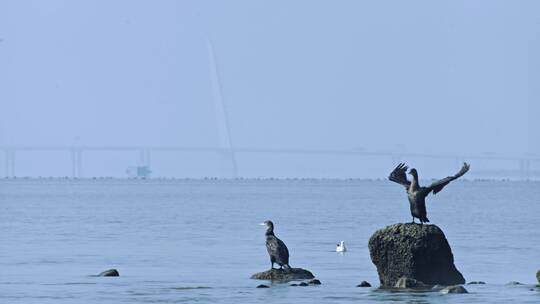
[259,223,266,226]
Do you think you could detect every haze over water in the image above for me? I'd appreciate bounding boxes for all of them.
[1,179,539,303]
[1,1,539,303]
[0,1,539,178]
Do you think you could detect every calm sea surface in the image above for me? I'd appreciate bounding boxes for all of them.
[1,179,539,303]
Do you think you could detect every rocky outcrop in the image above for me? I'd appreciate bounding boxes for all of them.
[98,269,119,277]
[394,277,428,289]
[251,268,315,282]
[291,279,320,286]
[357,281,371,287]
[441,285,468,294]
[467,281,486,285]
[369,223,465,288]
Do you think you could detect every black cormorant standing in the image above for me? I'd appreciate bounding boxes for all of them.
[389,162,470,224]
[261,220,290,270]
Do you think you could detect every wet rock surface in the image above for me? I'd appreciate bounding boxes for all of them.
[394,277,428,289]
[441,285,468,294]
[251,268,315,282]
[290,279,320,286]
[467,281,486,285]
[369,223,465,288]
[97,269,119,277]
[357,281,371,287]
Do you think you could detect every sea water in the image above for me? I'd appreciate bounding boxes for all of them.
[1,179,539,303]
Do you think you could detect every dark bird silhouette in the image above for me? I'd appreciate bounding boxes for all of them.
[389,162,470,224]
[261,220,290,270]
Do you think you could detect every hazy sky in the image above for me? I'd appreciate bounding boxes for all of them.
[0,1,538,177]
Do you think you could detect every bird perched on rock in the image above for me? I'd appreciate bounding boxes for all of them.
[388,162,470,224]
[260,220,291,270]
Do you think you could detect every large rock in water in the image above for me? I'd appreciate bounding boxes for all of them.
[251,268,315,282]
[369,223,465,288]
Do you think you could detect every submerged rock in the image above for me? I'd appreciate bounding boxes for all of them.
[467,281,486,285]
[431,284,445,291]
[394,277,428,289]
[308,279,321,285]
[506,281,524,285]
[369,223,465,288]
[441,285,468,294]
[98,269,119,277]
[251,268,315,282]
[356,281,371,287]
[298,282,309,286]
[256,284,269,288]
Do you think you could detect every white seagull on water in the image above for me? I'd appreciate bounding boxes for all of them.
[336,241,347,252]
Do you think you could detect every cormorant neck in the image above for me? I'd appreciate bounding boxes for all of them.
[265,228,274,236]
[410,174,419,189]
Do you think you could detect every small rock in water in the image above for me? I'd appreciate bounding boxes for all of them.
[394,277,428,289]
[290,283,298,286]
[256,284,269,288]
[299,282,309,286]
[308,279,321,285]
[441,285,468,294]
[506,281,524,286]
[467,281,486,285]
[356,281,371,287]
[98,269,119,277]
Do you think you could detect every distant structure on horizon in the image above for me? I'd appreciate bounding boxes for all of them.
[126,165,151,179]
[0,144,538,180]
[0,40,538,180]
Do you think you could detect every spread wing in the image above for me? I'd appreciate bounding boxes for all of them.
[424,162,470,195]
[388,163,410,188]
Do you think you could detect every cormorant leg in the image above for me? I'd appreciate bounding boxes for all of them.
[279,265,283,270]
[271,262,275,270]
[411,217,415,224]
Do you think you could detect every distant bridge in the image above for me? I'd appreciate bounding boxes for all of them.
[0,145,538,179]
[1,39,537,179]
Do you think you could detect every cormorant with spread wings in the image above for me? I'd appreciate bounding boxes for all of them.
[388,162,470,224]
